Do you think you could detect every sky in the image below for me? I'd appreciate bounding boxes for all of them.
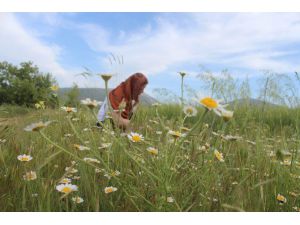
[1,12,300,100]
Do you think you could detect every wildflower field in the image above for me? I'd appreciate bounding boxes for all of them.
[1,93,300,212]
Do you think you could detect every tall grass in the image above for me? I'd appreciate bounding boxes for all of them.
[0,102,299,212]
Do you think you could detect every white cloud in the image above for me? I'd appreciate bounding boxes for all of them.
[0,13,90,87]
[80,13,300,77]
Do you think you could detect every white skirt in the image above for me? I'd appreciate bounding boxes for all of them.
[97,98,109,122]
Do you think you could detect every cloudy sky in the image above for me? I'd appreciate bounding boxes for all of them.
[1,12,300,98]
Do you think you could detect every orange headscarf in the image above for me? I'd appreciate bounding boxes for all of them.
[109,73,148,119]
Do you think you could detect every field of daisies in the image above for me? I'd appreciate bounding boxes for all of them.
[1,74,300,212]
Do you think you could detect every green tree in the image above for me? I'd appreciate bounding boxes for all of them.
[0,61,57,107]
[64,83,80,107]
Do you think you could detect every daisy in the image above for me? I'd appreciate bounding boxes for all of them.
[219,109,234,122]
[65,167,78,174]
[293,206,300,212]
[168,130,185,139]
[17,154,33,162]
[288,191,299,197]
[104,170,120,180]
[149,119,159,125]
[24,121,52,132]
[61,106,77,113]
[167,196,175,203]
[73,144,90,151]
[221,135,242,141]
[277,194,287,204]
[83,157,100,164]
[280,160,291,166]
[127,132,144,143]
[72,176,81,180]
[104,186,118,194]
[95,168,102,173]
[81,98,102,109]
[72,196,84,204]
[147,147,158,156]
[214,150,225,162]
[59,178,72,184]
[198,97,227,116]
[56,184,78,194]
[180,127,191,132]
[152,103,161,107]
[111,170,121,177]
[23,171,37,181]
[183,106,197,117]
[98,143,112,150]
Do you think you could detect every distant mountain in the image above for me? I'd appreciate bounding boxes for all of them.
[58,88,158,105]
[228,98,280,109]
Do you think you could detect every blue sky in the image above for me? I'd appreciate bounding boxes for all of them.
[1,13,300,100]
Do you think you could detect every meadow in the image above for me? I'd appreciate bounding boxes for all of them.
[0,91,300,212]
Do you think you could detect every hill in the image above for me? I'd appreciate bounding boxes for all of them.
[228,98,281,109]
[58,88,158,105]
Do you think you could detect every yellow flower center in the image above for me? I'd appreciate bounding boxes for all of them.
[200,97,218,109]
[106,187,113,193]
[32,123,46,131]
[87,103,96,109]
[66,107,73,113]
[21,157,30,161]
[214,150,224,162]
[186,108,193,114]
[148,148,158,155]
[132,135,141,142]
[171,131,181,138]
[61,187,72,193]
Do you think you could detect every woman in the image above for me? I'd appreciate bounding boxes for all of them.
[97,73,148,131]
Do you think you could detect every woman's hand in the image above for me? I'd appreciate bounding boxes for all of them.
[111,111,130,131]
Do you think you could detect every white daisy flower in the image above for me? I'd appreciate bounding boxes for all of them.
[61,106,77,113]
[127,132,144,143]
[73,144,90,151]
[98,143,112,149]
[17,154,33,162]
[83,157,100,164]
[197,97,228,117]
[23,171,37,181]
[183,105,197,117]
[59,178,72,184]
[167,196,175,203]
[214,150,225,162]
[65,167,78,174]
[81,98,102,109]
[104,186,118,194]
[168,130,185,139]
[56,183,78,194]
[24,121,52,132]
[147,147,158,156]
[72,196,84,204]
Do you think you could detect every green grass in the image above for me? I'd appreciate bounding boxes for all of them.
[0,103,300,212]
